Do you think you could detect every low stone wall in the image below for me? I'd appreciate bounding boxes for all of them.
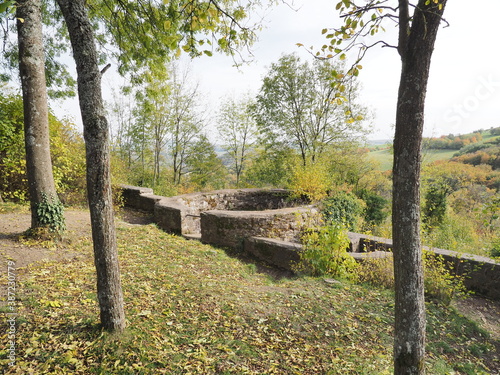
[120,185,500,300]
[244,233,500,301]
[201,207,321,251]
[120,185,164,212]
[244,237,303,270]
[120,185,312,236]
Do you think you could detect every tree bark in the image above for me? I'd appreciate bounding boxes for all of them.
[16,0,59,229]
[56,0,126,332]
[392,1,447,373]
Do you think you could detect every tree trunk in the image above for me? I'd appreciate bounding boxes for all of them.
[392,1,447,373]
[56,0,126,332]
[16,0,60,229]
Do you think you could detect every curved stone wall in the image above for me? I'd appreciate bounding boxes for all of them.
[120,185,500,300]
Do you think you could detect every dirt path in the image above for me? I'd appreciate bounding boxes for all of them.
[1,208,499,339]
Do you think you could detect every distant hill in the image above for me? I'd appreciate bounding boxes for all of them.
[367,127,500,171]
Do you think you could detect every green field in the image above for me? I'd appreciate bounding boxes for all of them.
[369,148,458,171]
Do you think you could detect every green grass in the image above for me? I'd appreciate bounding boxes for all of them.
[2,219,499,374]
[369,148,459,171]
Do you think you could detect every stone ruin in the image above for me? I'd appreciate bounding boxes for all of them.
[120,185,500,300]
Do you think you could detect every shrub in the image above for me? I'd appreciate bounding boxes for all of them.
[489,238,500,259]
[294,223,359,280]
[357,254,394,289]
[357,250,468,306]
[423,214,483,256]
[357,189,389,227]
[289,161,330,202]
[320,191,365,231]
[423,250,468,305]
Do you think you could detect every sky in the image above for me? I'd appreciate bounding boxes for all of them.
[55,0,500,141]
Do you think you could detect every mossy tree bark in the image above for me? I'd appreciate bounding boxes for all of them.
[16,0,61,230]
[56,0,126,332]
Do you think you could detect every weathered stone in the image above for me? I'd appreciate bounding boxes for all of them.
[201,207,321,251]
[244,237,302,270]
[119,185,500,300]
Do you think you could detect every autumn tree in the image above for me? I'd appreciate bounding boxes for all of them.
[185,134,228,190]
[55,0,126,332]
[133,70,172,187]
[253,53,367,167]
[0,0,67,232]
[54,0,265,332]
[324,1,448,373]
[216,94,257,187]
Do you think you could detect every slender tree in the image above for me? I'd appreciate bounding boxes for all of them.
[52,0,265,331]
[324,1,448,373]
[16,0,64,232]
[167,66,205,186]
[216,94,257,187]
[253,53,366,166]
[56,0,126,332]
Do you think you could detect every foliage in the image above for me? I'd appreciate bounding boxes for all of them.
[423,132,483,150]
[3,215,497,374]
[452,145,500,171]
[489,237,500,259]
[34,193,66,233]
[288,160,330,202]
[357,251,468,306]
[295,223,359,280]
[320,191,365,231]
[357,189,389,227]
[1,1,76,98]
[422,213,483,256]
[89,0,263,84]
[111,63,219,191]
[0,92,87,204]
[454,142,491,157]
[185,135,228,191]
[48,115,87,205]
[422,251,468,306]
[252,53,367,166]
[423,183,451,230]
[243,145,296,188]
[0,91,26,201]
[216,94,257,187]
[357,253,394,290]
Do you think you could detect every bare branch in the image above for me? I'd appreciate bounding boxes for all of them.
[100,63,111,75]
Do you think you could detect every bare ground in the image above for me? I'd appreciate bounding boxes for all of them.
[1,208,499,340]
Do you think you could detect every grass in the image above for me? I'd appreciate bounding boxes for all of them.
[1,212,499,374]
[368,148,457,171]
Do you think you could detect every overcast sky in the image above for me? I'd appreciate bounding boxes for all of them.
[58,0,500,141]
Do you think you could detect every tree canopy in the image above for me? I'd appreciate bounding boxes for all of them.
[253,53,368,166]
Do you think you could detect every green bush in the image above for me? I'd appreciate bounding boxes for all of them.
[357,189,389,227]
[423,214,483,256]
[294,223,359,280]
[320,191,365,231]
[423,251,468,305]
[357,250,467,306]
[489,238,500,259]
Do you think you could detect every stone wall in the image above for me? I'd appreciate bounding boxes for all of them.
[244,233,500,301]
[201,207,321,251]
[120,185,500,300]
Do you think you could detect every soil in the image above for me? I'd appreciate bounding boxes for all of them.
[1,208,499,340]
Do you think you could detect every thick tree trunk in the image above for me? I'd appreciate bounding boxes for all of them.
[392,1,447,373]
[16,0,59,229]
[56,0,126,332]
